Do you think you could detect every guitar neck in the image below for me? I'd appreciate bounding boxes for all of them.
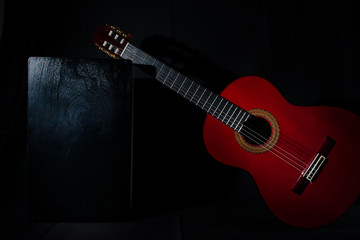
[121,43,251,132]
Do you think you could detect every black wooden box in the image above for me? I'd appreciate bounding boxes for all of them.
[27,57,133,221]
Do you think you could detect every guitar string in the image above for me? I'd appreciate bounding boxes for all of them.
[235,128,305,171]
[124,46,311,171]
[100,40,309,165]
[99,40,311,171]
[112,35,312,159]
[166,85,308,170]
[237,126,307,169]
[128,49,310,170]
[241,124,313,160]
[242,122,313,158]
[209,98,313,161]
[148,73,308,171]
[128,48,310,167]
[212,107,311,167]
[196,89,313,161]
[146,69,310,169]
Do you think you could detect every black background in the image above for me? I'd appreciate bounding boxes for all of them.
[0,0,359,239]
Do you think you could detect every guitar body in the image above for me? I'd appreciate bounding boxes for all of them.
[203,76,360,228]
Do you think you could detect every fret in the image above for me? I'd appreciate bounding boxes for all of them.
[226,105,237,125]
[194,86,207,106]
[184,81,194,98]
[142,54,156,66]
[169,70,179,83]
[238,114,250,132]
[153,61,164,73]
[218,99,231,120]
[151,57,157,66]
[201,90,212,110]
[196,88,206,106]
[234,112,247,131]
[223,104,234,122]
[190,85,201,102]
[207,95,218,114]
[230,108,242,128]
[213,98,224,119]
[179,77,193,97]
[202,91,217,112]
[141,54,148,64]
[163,70,179,89]
[162,68,172,84]
[218,101,229,121]
[177,76,188,94]
[156,64,165,78]
[169,72,180,89]
[159,66,172,84]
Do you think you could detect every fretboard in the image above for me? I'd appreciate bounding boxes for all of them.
[121,43,251,132]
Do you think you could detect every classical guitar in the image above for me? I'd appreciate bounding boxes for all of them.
[93,24,360,228]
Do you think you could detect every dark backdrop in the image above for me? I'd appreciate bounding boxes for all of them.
[0,0,359,239]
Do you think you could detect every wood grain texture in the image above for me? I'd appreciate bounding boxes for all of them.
[27,57,132,221]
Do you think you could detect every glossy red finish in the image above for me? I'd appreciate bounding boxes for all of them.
[203,76,360,228]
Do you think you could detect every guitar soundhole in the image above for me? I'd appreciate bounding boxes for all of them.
[234,109,280,154]
[241,116,272,146]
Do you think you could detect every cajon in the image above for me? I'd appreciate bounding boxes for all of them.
[27,57,132,221]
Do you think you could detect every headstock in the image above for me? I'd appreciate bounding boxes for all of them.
[93,24,132,59]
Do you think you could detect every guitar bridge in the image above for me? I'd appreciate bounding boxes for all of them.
[292,137,336,195]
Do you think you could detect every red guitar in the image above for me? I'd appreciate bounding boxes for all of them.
[93,24,360,228]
